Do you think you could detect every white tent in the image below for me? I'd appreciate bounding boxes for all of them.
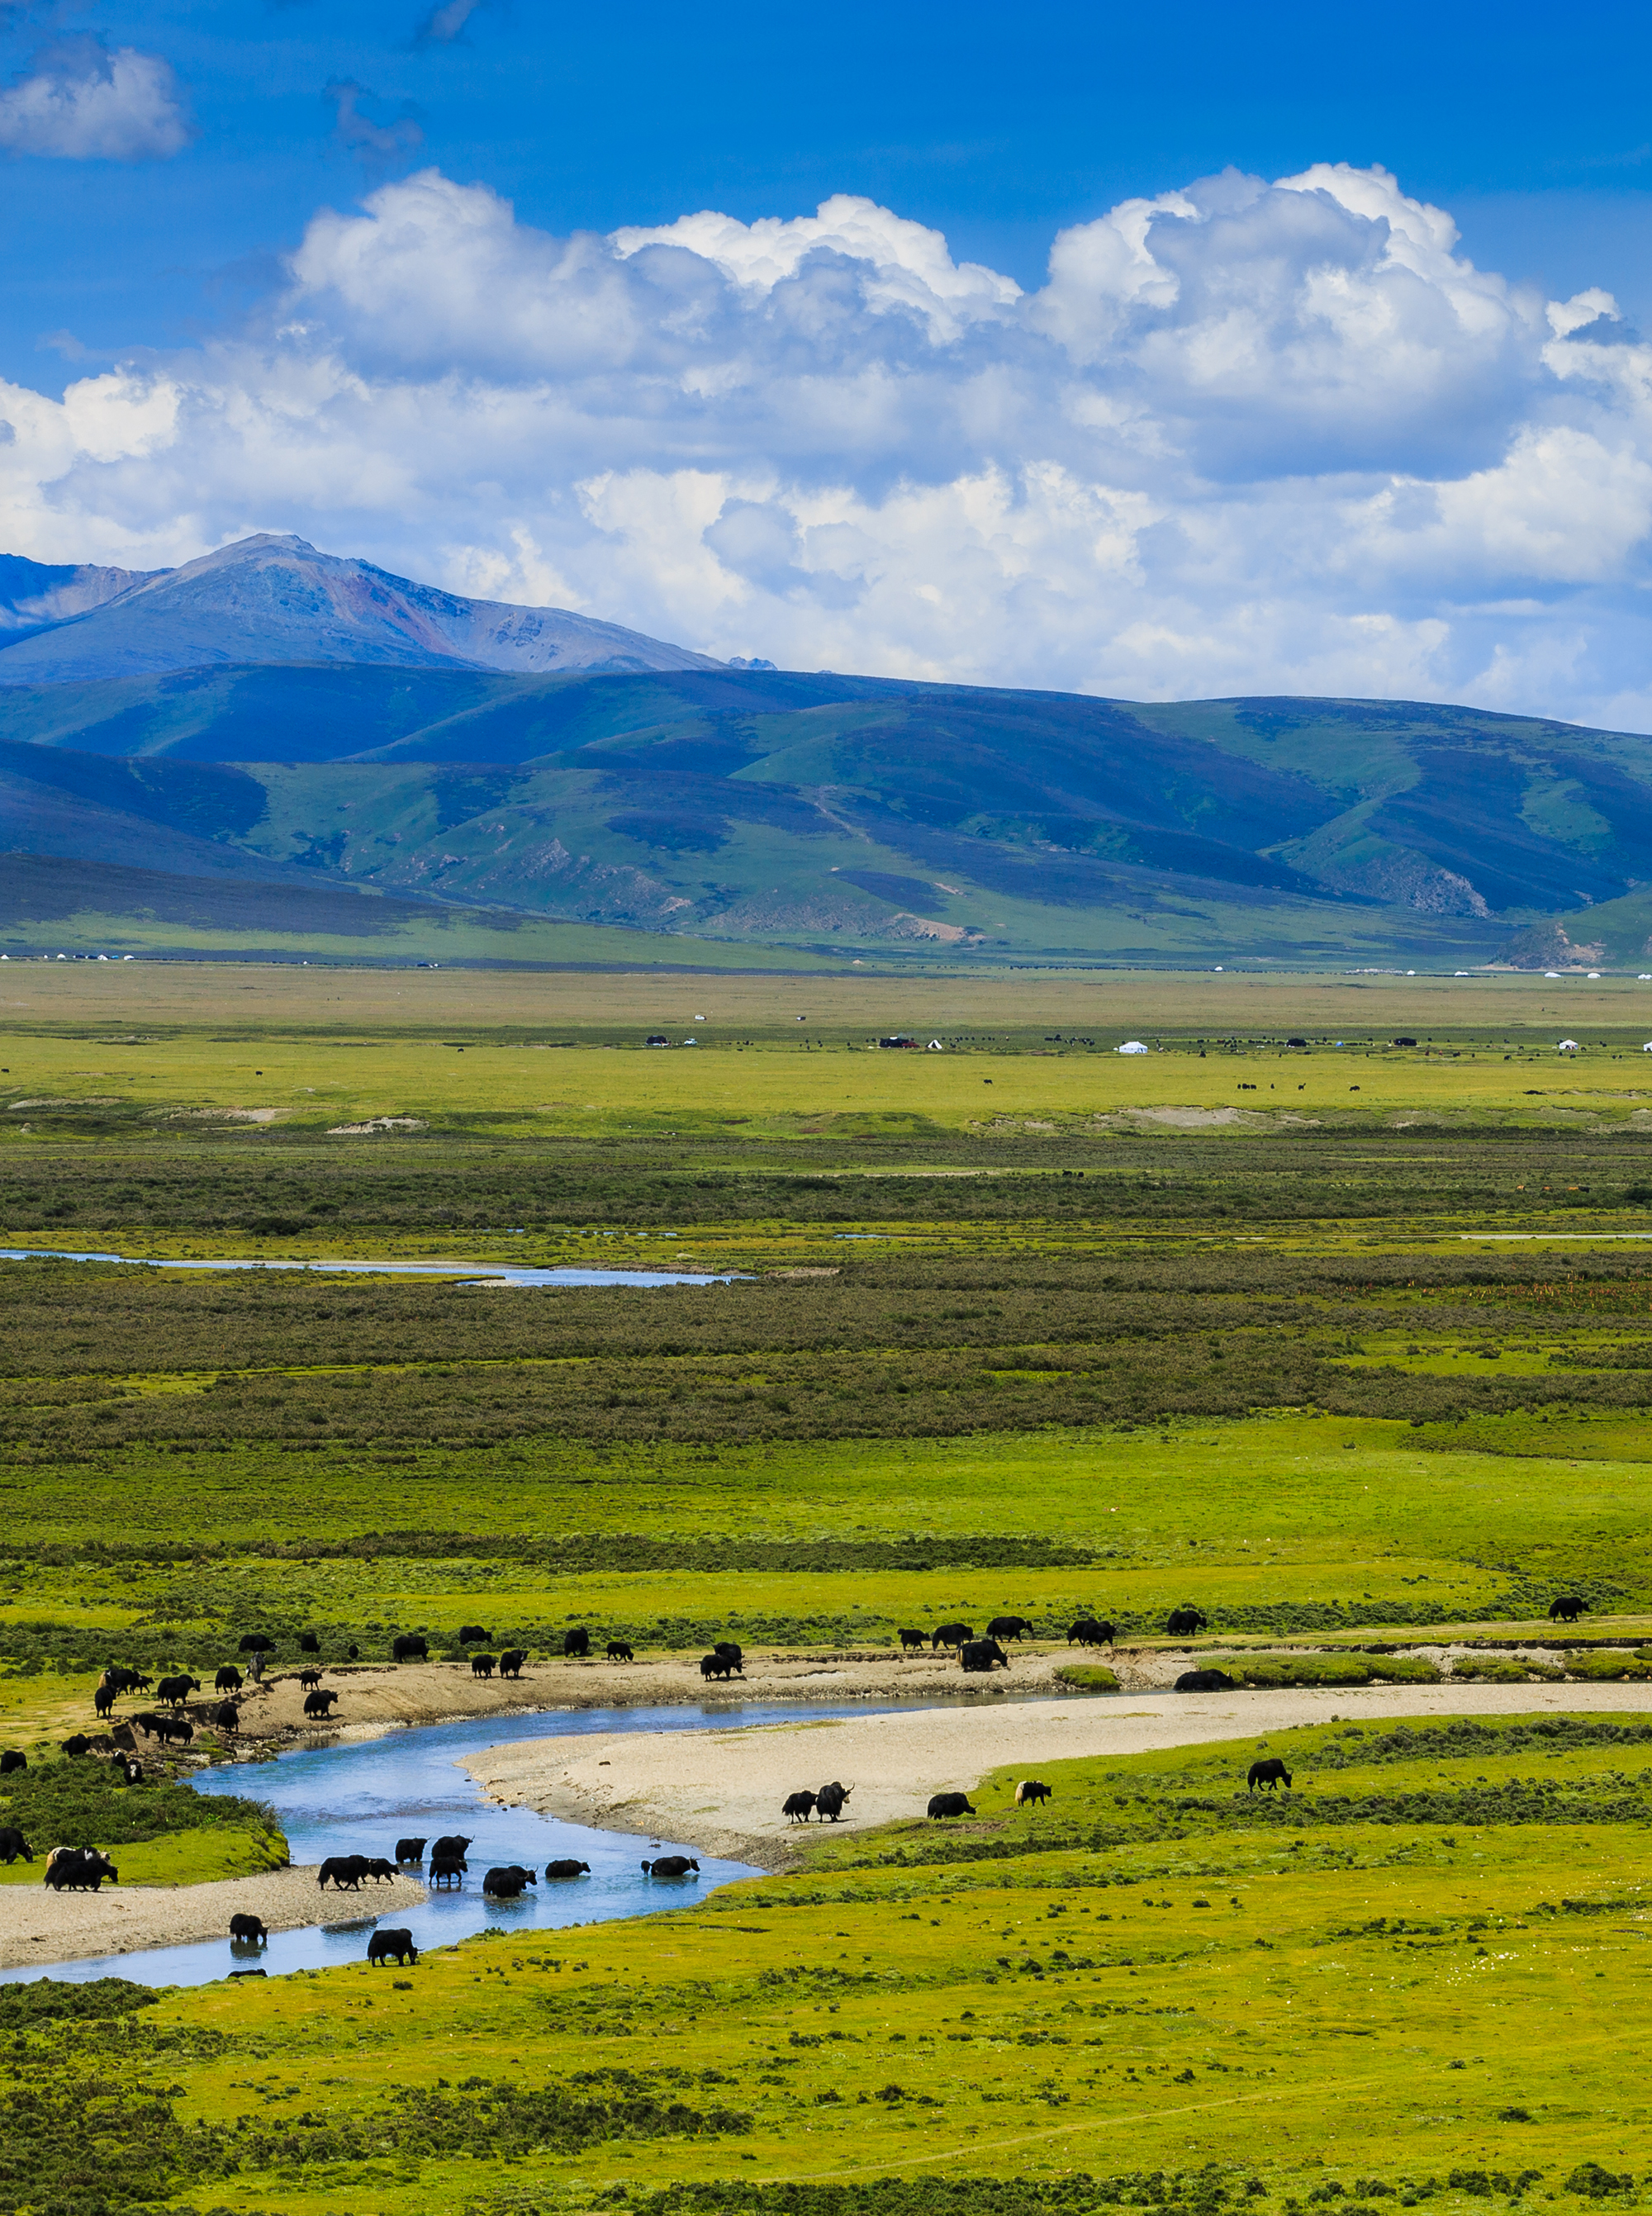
[1117,1040,1149,1055]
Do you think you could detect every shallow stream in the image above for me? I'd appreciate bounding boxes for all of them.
[0,1247,734,1288]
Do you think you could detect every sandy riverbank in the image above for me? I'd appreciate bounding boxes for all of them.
[464,1677,1652,1871]
[0,1863,428,1973]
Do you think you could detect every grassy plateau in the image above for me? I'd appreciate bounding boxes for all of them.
[5,966,1652,2216]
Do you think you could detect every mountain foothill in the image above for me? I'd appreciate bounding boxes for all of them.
[1,533,1645,968]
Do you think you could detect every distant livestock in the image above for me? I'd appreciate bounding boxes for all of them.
[317,1856,369,1891]
[1015,1780,1052,1807]
[395,1837,427,1863]
[1248,1758,1292,1792]
[714,1642,743,1666]
[1165,1607,1208,1636]
[93,1682,116,1720]
[458,1625,491,1644]
[0,1751,24,1776]
[563,1628,591,1658]
[700,1652,742,1681]
[814,1782,852,1823]
[641,1855,700,1878]
[961,1638,1009,1673]
[470,1654,496,1679]
[0,1826,33,1862]
[156,1675,201,1707]
[212,1703,240,1732]
[927,1792,976,1820]
[238,1634,275,1654]
[431,1834,472,1859]
[151,1716,194,1748]
[899,1629,927,1652]
[368,1929,417,1967]
[298,1632,320,1654]
[1067,1618,1116,1647]
[1549,1596,1588,1623]
[987,1616,1034,1642]
[229,1914,268,1946]
[932,1623,974,1652]
[606,1641,634,1662]
[297,1669,324,1691]
[483,1865,537,1898]
[545,1858,591,1880]
[61,1734,91,1758]
[1175,1668,1234,1692]
[112,1758,145,1785]
[782,1790,817,1824]
[498,1650,526,1679]
[392,1635,429,1663]
[430,1857,466,1887]
[360,1857,398,1884]
[214,1667,243,1695]
[303,1689,340,1719]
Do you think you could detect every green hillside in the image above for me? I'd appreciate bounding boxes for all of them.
[6,667,1652,965]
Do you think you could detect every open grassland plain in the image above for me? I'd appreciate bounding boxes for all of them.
[8,1716,1652,2216]
[6,968,1652,2214]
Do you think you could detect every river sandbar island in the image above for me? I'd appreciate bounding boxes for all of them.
[463,1677,1652,1868]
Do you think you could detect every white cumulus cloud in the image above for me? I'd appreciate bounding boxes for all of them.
[0,39,192,161]
[7,160,1652,724]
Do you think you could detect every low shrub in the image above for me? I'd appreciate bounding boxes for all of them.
[1055,1665,1119,1692]
[1562,1651,1652,1682]
[1205,1654,1441,1691]
[1450,1654,1566,1684]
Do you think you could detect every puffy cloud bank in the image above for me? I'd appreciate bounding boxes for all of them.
[4,161,1652,723]
[0,40,192,160]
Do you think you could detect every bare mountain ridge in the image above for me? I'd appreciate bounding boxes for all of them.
[0,534,722,686]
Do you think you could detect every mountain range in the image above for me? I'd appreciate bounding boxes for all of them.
[2,534,1647,969]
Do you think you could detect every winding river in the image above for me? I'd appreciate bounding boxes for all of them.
[0,1247,737,1288]
[0,1698,948,1990]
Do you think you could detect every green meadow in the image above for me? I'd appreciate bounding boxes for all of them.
[6,967,1652,2214]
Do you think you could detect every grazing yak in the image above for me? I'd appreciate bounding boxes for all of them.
[498,1650,526,1680]
[470,1654,497,1679]
[152,1716,194,1748]
[927,1792,976,1820]
[317,1856,369,1891]
[1248,1758,1292,1792]
[1015,1780,1052,1807]
[546,1858,591,1880]
[214,1667,243,1695]
[606,1641,634,1662]
[113,1758,145,1786]
[1066,1618,1115,1648]
[641,1855,700,1878]
[987,1615,1034,1642]
[482,1866,536,1898]
[0,1751,24,1776]
[1549,1596,1588,1623]
[430,1856,466,1887]
[563,1627,591,1658]
[395,1837,427,1862]
[237,1634,275,1655]
[1165,1607,1208,1636]
[814,1782,852,1823]
[368,1929,417,1966]
[1175,1668,1234,1692]
[898,1629,927,1652]
[961,1638,1009,1673]
[0,1826,33,1862]
[392,1635,429,1663]
[303,1689,340,1719]
[782,1790,818,1824]
[212,1703,240,1733]
[298,1632,320,1654]
[361,1857,398,1884]
[458,1625,491,1644]
[714,1641,743,1666]
[229,1914,268,1946]
[61,1734,92,1758]
[45,1848,117,1891]
[156,1674,201,1708]
[93,1682,117,1720]
[700,1652,742,1681]
[297,1669,324,1691]
[932,1623,974,1652]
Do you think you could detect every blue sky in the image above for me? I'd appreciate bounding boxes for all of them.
[6,1,1652,724]
[7,0,1652,381]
